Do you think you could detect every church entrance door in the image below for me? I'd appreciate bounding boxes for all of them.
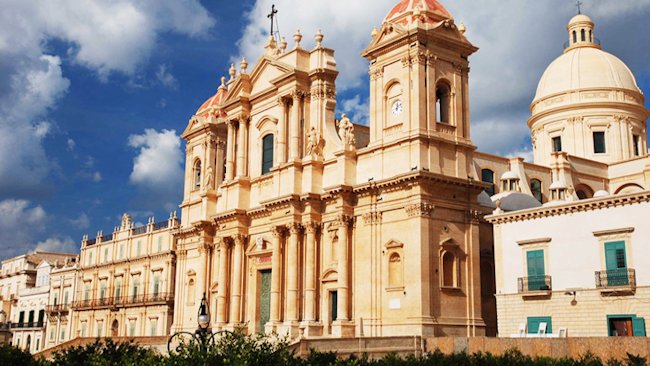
[259,270,272,331]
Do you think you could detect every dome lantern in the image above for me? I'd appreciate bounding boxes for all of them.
[564,14,600,52]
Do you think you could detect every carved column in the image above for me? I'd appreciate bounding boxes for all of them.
[225,121,235,181]
[277,97,287,164]
[216,238,230,326]
[289,91,302,160]
[215,139,226,187]
[236,118,248,177]
[269,226,284,324]
[229,234,245,324]
[336,216,351,321]
[286,223,302,322]
[304,222,319,321]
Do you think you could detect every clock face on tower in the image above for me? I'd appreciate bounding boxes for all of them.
[391,99,403,116]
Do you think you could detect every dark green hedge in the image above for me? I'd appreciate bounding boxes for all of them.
[0,332,646,366]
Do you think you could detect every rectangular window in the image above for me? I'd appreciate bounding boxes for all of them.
[119,245,124,259]
[527,316,552,334]
[593,131,606,154]
[104,248,109,263]
[97,322,103,337]
[261,134,274,175]
[633,135,640,156]
[129,321,136,337]
[481,169,495,196]
[49,329,55,341]
[60,329,65,341]
[157,237,163,252]
[552,136,562,152]
[605,241,628,286]
[526,249,547,291]
[608,315,646,337]
[136,241,141,257]
[150,319,157,336]
[81,323,87,337]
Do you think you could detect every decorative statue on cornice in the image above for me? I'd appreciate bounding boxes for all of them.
[306,127,323,158]
[337,114,356,150]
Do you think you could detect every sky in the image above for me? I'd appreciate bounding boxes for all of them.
[0,0,649,259]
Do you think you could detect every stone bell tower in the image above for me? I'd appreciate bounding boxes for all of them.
[361,0,478,179]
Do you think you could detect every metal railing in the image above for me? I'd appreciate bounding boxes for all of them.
[595,268,635,288]
[71,292,174,310]
[45,304,70,313]
[517,275,552,293]
[11,321,45,329]
[563,37,601,50]
[153,222,169,231]
[132,225,147,235]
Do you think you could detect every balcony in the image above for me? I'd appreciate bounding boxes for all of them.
[517,275,552,299]
[11,321,45,329]
[46,304,70,314]
[71,292,174,311]
[595,268,636,295]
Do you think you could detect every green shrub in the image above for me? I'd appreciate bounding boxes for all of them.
[47,338,161,366]
[0,344,38,366]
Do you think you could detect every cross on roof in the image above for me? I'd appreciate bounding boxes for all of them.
[576,0,583,14]
[267,4,278,37]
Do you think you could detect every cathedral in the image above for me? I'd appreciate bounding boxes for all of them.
[172,0,496,338]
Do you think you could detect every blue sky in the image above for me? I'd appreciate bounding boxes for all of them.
[0,0,649,259]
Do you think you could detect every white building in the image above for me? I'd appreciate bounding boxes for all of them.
[12,261,52,353]
[45,257,78,349]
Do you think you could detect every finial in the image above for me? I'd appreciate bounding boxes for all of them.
[219,76,226,89]
[228,63,236,80]
[458,23,466,35]
[293,29,302,49]
[371,27,379,37]
[240,57,248,74]
[279,36,287,52]
[314,29,324,48]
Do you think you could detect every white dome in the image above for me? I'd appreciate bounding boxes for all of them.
[593,190,610,198]
[477,191,496,208]
[568,14,593,25]
[500,171,519,180]
[534,47,641,103]
[491,192,542,212]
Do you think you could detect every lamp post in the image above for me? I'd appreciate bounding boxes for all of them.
[167,292,229,353]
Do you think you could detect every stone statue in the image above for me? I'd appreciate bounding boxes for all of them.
[337,113,356,149]
[205,164,214,189]
[306,127,322,158]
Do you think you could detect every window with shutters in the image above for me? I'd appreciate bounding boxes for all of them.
[261,134,274,175]
[526,250,548,291]
[552,136,562,152]
[608,315,646,337]
[527,316,552,334]
[593,131,606,154]
[604,241,628,286]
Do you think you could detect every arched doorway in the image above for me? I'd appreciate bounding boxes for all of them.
[111,319,119,337]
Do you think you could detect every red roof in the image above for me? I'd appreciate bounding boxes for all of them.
[196,86,228,118]
[384,0,452,26]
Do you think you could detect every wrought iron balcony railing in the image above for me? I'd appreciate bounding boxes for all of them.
[45,304,70,313]
[71,292,174,310]
[518,275,552,293]
[11,321,45,329]
[595,268,635,289]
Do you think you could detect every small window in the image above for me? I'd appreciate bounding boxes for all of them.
[526,249,547,291]
[633,135,640,156]
[129,321,136,337]
[581,29,586,42]
[157,237,163,252]
[115,279,122,298]
[436,83,451,124]
[150,319,158,336]
[119,245,124,259]
[572,31,577,43]
[530,179,543,203]
[104,248,108,262]
[193,160,202,189]
[442,252,457,287]
[481,169,495,196]
[527,316,552,334]
[153,275,160,297]
[136,241,141,257]
[593,132,606,154]
[261,134,274,175]
[589,30,593,42]
[552,136,562,152]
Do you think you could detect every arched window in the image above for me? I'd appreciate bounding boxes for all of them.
[193,160,202,189]
[388,253,403,287]
[442,252,456,287]
[261,134,274,175]
[581,29,586,42]
[572,30,577,44]
[26,335,31,351]
[111,320,119,337]
[589,30,593,42]
[481,169,495,196]
[436,82,451,124]
[187,277,196,304]
[530,179,543,203]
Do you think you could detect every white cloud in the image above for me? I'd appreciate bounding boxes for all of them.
[238,0,650,156]
[34,236,77,254]
[128,129,184,210]
[92,172,103,182]
[0,200,47,257]
[337,95,370,125]
[0,0,214,197]
[156,64,179,89]
[67,138,76,151]
[69,213,90,230]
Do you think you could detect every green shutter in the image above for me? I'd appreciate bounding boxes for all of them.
[605,241,626,270]
[262,135,274,175]
[527,250,546,291]
[633,317,646,337]
[527,316,552,334]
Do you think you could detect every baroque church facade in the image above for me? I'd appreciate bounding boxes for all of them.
[172,0,496,338]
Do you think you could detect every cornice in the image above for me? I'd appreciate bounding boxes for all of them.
[487,191,650,224]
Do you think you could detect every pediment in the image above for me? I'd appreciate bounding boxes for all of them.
[224,56,294,104]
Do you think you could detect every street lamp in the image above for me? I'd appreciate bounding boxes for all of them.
[167,292,229,353]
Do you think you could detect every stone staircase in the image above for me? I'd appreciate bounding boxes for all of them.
[35,336,169,360]
[289,336,426,359]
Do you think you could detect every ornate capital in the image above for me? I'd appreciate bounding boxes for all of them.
[271,225,286,238]
[216,237,231,249]
[466,209,481,224]
[233,234,246,246]
[405,203,434,217]
[335,214,353,228]
[369,69,383,80]
[288,223,303,235]
[362,212,382,225]
[305,221,321,234]
[290,89,307,100]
